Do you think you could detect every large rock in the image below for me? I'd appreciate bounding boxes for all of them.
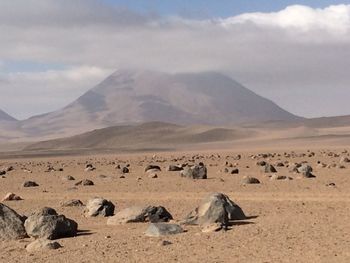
[0,203,27,240]
[145,223,183,237]
[181,164,207,179]
[24,207,78,240]
[107,205,172,225]
[84,198,115,217]
[182,193,246,228]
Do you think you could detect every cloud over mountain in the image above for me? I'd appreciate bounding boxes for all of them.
[1,1,350,118]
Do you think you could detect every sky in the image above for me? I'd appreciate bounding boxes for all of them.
[1,0,350,119]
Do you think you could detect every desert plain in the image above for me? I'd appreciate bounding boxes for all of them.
[1,133,350,263]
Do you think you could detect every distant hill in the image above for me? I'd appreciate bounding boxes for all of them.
[16,69,301,138]
[23,119,350,154]
[24,122,256,151]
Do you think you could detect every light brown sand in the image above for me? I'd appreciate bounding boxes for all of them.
[0,147,350,263]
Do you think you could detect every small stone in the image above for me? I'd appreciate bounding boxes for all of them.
[160,240,172,246]
[145,165,161,172]
[84,166,95,172]
[23,181,39,187]
[26,239,62,252]
[62,175,75,181]
[75,179,94,186]
[270,174,292,181]
[241,176,260,184]
[60,199,84,207]
[1,193,23,202]
[148,173,158,178]
[230,168,239,174]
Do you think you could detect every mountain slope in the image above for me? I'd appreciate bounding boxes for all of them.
[0,109,17,122]
[18,69,300,138]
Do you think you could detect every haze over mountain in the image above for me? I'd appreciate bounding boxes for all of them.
[2,69,298,140]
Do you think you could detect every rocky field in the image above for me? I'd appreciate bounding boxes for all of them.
[1,149,350,263]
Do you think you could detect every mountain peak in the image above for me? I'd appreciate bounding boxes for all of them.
[12,69,301,139]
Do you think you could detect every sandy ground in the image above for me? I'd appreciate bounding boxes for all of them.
[1,148,350,263]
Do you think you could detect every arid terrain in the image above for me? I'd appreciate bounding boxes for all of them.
[2,1,350,262]
[1,137,350,262]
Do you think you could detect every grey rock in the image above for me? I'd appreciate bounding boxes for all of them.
[263,164,277,173]
[182,193,246,228]
[297,164,315,178]
[0,203,27,240]
[145,223,183,237]
[24,207,78,240]
[84,197,115,217]
[107,205,172,225]
[181,164,207,179]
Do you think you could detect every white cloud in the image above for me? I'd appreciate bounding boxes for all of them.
[0,1,350,118]
[220,5,350,35]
